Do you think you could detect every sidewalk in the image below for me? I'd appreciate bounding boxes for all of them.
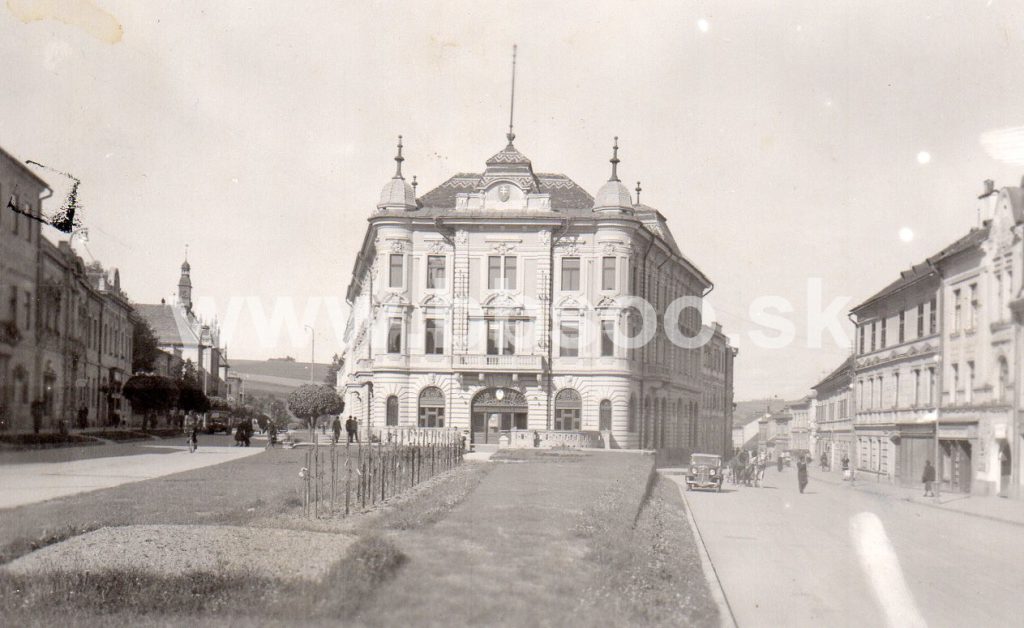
[812,467,1024,528]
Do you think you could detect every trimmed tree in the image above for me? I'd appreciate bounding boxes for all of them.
[288,384,344,441]
[123,374,178,429]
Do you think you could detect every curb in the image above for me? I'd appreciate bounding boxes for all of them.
[669,477,739,628]
[813,472,1024,529]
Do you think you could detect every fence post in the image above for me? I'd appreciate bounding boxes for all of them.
[345,456,351,516]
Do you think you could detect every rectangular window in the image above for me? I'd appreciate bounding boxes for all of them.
[10,193,18,234]
[929,297,937,334]
[9,287,17,327]
[951,364,959,404]
[898,311,905,344]
[601,257,616,290]
[388,254,404,289]
[917,304,925,338]
[928,367,936,405]
[487,256,517,290]
[893,372,900,408]
[880,319,887,348]
[969,283,978,331]
[601,320,615,357]
[870,321,877,352]
[426,256,445,290]
[486,320,516,355]
[559,321,579,357]
[914,370,921,406]
[966,361,975,403]
[561,257,580,291]
[387,317,402,354]
[996,272,1003,321]
[425,319,444,355]
[953,289,961,332]
[859,326,865,354]
[24,290,31,329]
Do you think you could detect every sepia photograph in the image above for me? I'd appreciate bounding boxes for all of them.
[1,1,1023,626]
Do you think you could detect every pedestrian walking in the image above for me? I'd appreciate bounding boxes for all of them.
[922,460,936,497]
[777,455,784,472]
[266,423,278,449]
[188,426,198,453]
[345,416,359,444]
[332,416,342,444]
[797,456,809,493]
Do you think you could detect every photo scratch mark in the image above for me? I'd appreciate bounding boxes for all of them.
[5,160,83,233]
[6,0,123,44]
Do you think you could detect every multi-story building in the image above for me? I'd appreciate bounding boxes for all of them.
[338,131,733,449]
[811,356,854,469]
[698,323,736,456]
[1,148,49,432]
[850,260,942,485]
[936,181,1022,497]
[136,258,226,396]
[789,396,812,453]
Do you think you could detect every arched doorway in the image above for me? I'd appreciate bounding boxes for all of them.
[471,388,527,444]
[554,389,582,431]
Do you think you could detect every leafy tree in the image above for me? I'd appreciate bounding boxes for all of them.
[130,315,161,373]
[176,359,210,415]
[123,374,178,429]
[324,353,343,385]
[288,384,344,439]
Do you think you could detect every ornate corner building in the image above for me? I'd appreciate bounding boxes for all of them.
[337,131,735,452]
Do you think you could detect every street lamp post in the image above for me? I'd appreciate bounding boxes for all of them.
[304,325,315,383]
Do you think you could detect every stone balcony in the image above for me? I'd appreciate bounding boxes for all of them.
[453,353,544,373]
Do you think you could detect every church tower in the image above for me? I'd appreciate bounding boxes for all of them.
[178,257,192,313]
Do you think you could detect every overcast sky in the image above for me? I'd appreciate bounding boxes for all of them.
[4,0,1024,401]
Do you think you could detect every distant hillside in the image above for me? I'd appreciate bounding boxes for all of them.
[229,359,334,400]
[733,398,802,427]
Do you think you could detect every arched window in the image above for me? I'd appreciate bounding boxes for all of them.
[599,399,612,431]
[554,389,581,431]
[418,387,445,427]
[628,396,637,433]
[386,395,399,426]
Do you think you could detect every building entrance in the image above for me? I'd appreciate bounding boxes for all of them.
[471,388,527,445]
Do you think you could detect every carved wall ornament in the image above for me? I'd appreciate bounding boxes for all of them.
[389,239,408,253]
[426,240,449,254]
[538,229,551,246]
[455,230,469,245]
[491,241,517,255]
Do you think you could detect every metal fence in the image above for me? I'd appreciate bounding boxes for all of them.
[300,427,464,519]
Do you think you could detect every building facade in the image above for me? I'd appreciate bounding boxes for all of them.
[811,356,854,469]
[789,397,812,453]
[936,183,1022,497]
[851,261,941,485]
[338,133,734,449]
[0,148,49,431]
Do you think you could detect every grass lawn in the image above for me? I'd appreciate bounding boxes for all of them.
[351,449,719,628]
[0,447,718,627]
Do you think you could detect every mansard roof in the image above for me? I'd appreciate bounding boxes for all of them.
[135,303,201,347]
[417,171,594,212]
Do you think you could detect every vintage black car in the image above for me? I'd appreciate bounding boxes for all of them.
[685,453,724,492]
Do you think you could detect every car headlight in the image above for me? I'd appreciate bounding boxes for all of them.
[690,467,697,474]
[709,469,716,476]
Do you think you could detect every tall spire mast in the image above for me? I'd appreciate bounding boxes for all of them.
[507,44,517,146]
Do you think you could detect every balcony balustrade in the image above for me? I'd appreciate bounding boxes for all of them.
[453,353,544,372]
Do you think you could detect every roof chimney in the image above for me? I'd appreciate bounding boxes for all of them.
[979,179,995,198]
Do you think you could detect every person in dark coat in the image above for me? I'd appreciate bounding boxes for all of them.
[797,456,809,493]
[266,422,278,449]
[922,460,936,497]
[345,416,359,444]
[332,416,342,444]
[777,455,784,472]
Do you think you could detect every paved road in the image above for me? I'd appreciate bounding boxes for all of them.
[665,466,1022,628]
[0,441,263,510]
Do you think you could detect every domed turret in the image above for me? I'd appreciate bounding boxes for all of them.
[377,135,417,211]
[594,137,634,213]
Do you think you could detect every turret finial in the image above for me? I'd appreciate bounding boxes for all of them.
[609,136,621,182]
[412,175,418,193]
[393,135,405,179]
[635,181,642,205]
[506,44,518,146]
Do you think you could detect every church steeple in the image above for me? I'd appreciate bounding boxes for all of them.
[178,247,192,312]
